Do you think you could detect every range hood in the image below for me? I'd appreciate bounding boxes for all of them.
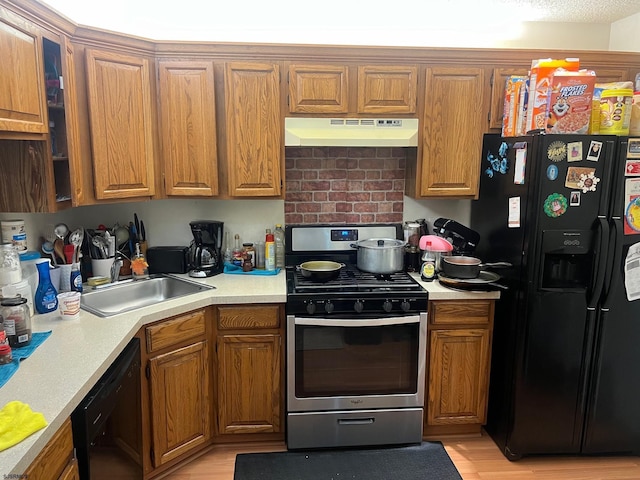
[284,117,419,147]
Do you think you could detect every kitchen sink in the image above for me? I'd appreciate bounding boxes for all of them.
[80,275,214,318]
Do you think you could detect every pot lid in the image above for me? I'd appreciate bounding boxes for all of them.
[355,238,405,248]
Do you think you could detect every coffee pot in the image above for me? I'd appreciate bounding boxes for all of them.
[188,220,224,277]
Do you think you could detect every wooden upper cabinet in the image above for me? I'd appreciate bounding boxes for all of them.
[357,65,418,114]
[288,63,418,115]
[0,6,48,135]
[420,66,485,197]
[288,64,349,114]
[489,67,528,131]
[85,48,155,200]
[158,61,218,196]
[224,61,282,197]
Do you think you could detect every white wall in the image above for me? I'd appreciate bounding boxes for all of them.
[609,12,640,52]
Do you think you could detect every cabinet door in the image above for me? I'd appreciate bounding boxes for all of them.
[288,64,349,114]
[224,62,282,196]
[357,65,418,114]
[427,328,490,425]
[489,67,529,130]
[85,48,156,199]
[0,7,47,134]
[24,418,75,480]
[421,67,485,197]
[149,341,210,467]
[158,61,218,196]
[217,334,281,434]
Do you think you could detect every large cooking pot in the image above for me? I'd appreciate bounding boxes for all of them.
[350,238,405,274]
[298,261,345,282]
[440,255,511,279]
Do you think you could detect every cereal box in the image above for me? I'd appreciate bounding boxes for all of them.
[502,75,527,137]
[545,70,596,135]
[525,58,580,133]
[515,77,529,136]
[589,81,634,134]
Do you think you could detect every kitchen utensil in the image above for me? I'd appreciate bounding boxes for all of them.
[69,228,84,264]
[54,223,69,242]
[297,261,345,282]
[140,221,146,242]
[53,238,66,264]
[440,255,511,279]
[134,213,140,242]
[92,236,108,259]
[350,238,405,274]
[63,244,74,264]
[42,240,56,266]
[437,271,508,291]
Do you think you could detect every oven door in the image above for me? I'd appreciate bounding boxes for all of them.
[287,313,427,412]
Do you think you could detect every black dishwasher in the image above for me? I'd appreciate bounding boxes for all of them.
[71,337,142,480]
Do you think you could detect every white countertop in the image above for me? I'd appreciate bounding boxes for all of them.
[0,271,498,474]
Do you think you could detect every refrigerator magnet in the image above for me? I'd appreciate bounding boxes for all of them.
[543,193,568,218]
[547,165,559,181]
[508,197,521,228]
[547,141,567,162]
[624,178,640,235]
[567,142,583,162]
[565,167,596,190]
[513,147,526,184]
[627,139,640,159]
[587,141,603,161]
[625,160,640,176]
[570,191,581,206]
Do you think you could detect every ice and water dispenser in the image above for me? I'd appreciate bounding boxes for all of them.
[539,230,593,289]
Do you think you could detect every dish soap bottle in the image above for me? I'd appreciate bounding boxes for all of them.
[131,243,149,280]
[70,262,82,292]
[420,241,436,282]
[265,229,275,271]
[34,259,59,314]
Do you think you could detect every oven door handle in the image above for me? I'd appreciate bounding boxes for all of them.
[294,316,421,327]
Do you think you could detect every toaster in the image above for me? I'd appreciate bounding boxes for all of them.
[146,246,190,274]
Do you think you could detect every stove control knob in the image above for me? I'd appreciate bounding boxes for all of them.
[383,300,393,313]
[324,301,334,314]
[401,300,411,312]
[306,302,316,315]
[354,300,364,313]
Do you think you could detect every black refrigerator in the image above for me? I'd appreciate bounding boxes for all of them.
[470,133,640,460]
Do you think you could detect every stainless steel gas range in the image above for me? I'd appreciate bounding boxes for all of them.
[285,224,428,450]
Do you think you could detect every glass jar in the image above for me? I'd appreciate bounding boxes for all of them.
[0,243,22,286]
[1,296,32,348]
[243,243,255,267]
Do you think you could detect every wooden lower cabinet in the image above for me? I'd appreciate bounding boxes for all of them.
[25,418,79,480]
[142,308,211,476]
[424,300,494,438]
[214,304,284,438]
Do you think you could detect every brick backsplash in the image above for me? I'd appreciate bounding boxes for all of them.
[285,147,406,224]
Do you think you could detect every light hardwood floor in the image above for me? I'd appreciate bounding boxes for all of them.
[170,433,640,480]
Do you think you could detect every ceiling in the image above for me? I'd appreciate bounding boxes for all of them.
[36,0,640,44]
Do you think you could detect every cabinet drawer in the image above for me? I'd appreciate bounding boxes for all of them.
[146,309,206,353]
[429,300,492,326]
[24,418,74,480]
[217,305,280,330]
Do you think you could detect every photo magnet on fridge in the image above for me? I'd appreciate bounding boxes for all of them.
[567,142,583,162]
[587,141,603,161]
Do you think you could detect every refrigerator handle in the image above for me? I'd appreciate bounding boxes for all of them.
[601,217,624,309]
[587,216,609,309]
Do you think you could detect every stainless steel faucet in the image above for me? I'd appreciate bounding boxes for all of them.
[110,257,123,283]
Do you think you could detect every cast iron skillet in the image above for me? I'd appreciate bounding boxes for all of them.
[438,271,508,291]
[440,255,511,279]
[297,261,345,282]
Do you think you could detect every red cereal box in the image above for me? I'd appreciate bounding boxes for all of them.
[545,70,596,135]
[525,58,580,132]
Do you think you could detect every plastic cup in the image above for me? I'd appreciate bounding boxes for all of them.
[91,258,114,279]
[49,265,61,292]
[58,264,72,292]
[57,291,81,320]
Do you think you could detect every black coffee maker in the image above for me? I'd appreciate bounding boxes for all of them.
[188,220,224,277]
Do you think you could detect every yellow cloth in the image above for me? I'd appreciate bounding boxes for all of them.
[0,401,48,452]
